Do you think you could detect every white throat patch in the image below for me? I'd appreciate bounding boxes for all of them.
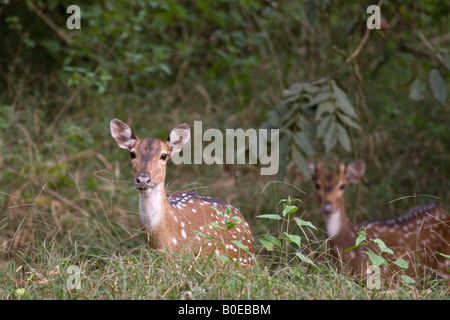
[325,209,341,237]
[138,184,164,230]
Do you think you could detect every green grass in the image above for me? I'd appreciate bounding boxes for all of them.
[2,242,448,300]
[1,189,448,300]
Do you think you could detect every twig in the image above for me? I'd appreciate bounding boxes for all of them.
[313,0,386,84]
[30,2,73,45]
[417,31,448,70]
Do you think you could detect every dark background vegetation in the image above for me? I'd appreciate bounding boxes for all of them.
[0,0,449,289]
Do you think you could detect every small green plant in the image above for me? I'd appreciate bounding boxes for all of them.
[345,228,414,285]
[257,196,318,267]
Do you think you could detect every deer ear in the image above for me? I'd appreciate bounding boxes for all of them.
[110,118,138,150]
[308,162,317,179]
[345,159,365,183]
[309,162,324,180]
[166,123,190,154]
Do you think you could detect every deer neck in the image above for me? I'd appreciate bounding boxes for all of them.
[138,183,168,233]
[324,205,357,250]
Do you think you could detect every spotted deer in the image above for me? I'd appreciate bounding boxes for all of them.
[310,159,450,283]
[110,118,255,266]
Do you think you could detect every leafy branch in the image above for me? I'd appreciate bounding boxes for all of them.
[262,79,361,179]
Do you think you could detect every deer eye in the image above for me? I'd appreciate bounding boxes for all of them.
[339,184,345,190]
[130,151,136,159]
[315,183,321,190]
[160,153,168,161]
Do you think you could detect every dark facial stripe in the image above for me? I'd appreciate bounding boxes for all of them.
[138,139,161,163]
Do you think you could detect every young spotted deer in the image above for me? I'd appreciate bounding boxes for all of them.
[310,159,450,282]
[110,118,255,266]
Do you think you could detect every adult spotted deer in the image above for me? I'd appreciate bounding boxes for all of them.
[110,118,255,266]
[310,159,450,282]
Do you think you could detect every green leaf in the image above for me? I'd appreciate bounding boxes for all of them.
[315,101,335,120]
[256,214,282,220]
[293,131,315,156]
[393,258,409,270]
[258,235,282,251]
[211,206,225,216]
[193,230,215,241]
[355,231,367,246]
[429,68,447,106]
[400,275,416,285]
[282,232,301,248]
[370,238,394,255]
[438,252,450,259]
[225,220,236,229]
[337,112,361,130]
[336,123,351,152]
[296,252,317,266]
[344,231,367,252]
[16,288,29,297]
[219,255,230,265]
[331,80,358,118]
[210,221,225,230]
[323,120,337,152]
[444,54,450,71]
[231,216,245,224]
[231,240,249,253]
[294,218,318,231]
[409,78,425,101]
[364,251,387,266]
[291,145,310,179]
[302,91,331,110]
[316,114,331,138]
[305,0,318,27]
[282,204,298,217]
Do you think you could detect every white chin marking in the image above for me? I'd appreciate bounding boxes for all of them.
[326,209,341,237]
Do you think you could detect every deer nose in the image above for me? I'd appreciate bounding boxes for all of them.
[135,172,152,189]
[322,201,334,214]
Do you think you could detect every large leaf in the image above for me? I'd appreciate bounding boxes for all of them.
[316,114,332,138]
[409,78,425,101]
[429,68,447,106]
[231,240,249,253]
[256,214,282,220]
[315,101,335,120]
[323,119,337,152]
[337,112,361,130]
[364,251,386,266]
[336,123,351,152]
[291,145,310,178]
[331,80,358,118]
[344,230,367,252]
[293,131,315,156]
[296,252,317,266]
[302,91,331,110]
[305,0,318,27]
[370,238,394,255]
[258,235,282,251]
[282,204,298,217]
[294,217,318,231]
[282,232,301,248]
[393,258,409,270]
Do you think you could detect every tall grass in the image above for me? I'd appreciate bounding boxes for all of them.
[1,180,448,299]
